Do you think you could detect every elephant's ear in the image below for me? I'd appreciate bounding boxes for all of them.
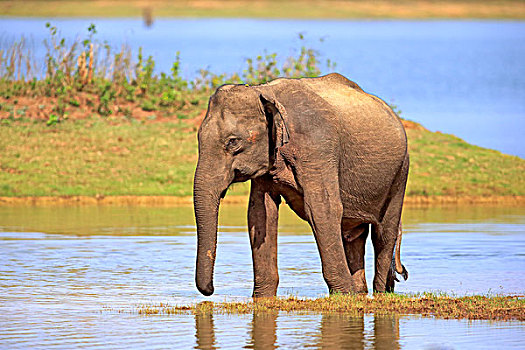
[259,93,290,155]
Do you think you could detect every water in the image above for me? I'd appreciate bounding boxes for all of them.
[1,204,524,348]
[1,19,524,158]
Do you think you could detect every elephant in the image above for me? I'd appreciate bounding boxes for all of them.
[194,73,408,298]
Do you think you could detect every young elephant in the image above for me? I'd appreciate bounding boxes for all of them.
[194,73,408,297]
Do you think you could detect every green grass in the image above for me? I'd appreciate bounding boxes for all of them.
[1,117,523,198]
[406,126,525,197]
[128,293,525,321]
[0,118,198,196]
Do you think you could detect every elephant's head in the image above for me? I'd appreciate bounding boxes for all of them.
[194,84,288,296]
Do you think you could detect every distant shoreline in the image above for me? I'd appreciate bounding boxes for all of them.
[1,22,523,202]
[1,0,524,20]
[1,195,524,207]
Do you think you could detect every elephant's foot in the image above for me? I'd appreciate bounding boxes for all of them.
[385,277,395,293]
[252,290,277,299]
[385,261,397,293]
[351,269,368,293]
[252,276,279,298]
[327,279,356,295]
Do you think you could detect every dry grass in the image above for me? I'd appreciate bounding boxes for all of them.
[131,293,525,321]
[1,0,524,19]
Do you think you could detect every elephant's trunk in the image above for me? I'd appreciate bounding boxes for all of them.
[194,166,223,296]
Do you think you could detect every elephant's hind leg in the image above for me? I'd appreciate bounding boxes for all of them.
[342,222,369,293]
[372,155,409,293]
[371,222,397,293]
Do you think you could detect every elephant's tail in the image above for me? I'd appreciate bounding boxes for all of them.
[394,222,408,281]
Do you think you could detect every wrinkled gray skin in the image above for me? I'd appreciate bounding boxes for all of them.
[194,73,408,297]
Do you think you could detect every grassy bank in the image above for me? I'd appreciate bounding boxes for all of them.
[1,115,524,199]
[130,293,525,321]
[1,23,524,200]
[1,0,525,19]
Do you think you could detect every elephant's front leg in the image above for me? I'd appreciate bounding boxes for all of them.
[248,178,281,298]
[302,174,355,294]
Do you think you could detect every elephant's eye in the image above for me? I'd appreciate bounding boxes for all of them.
[225,137,241,152]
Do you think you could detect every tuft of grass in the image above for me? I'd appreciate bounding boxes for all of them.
[130,293,525,321]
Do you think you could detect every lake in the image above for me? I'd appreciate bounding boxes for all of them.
[0,19,524,158]
[1,204,524,348]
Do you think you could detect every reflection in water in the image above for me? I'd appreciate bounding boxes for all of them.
[195,310,217,350]
[194,311,401,349]
[316,314,399,350]
[374,315,400,350]
[317,314,366,349]
[247,311,278,349]
[0,204,521,236]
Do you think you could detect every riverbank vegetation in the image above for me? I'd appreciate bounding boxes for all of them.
[1,0,524,19]
[133,293,525,321]
[1,23,524,200]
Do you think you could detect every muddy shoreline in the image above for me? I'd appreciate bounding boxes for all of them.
[1,195,523,207]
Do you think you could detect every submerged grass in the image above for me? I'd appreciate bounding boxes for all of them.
[133,293,525,321]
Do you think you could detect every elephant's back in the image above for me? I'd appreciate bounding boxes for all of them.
[301,74,369,110]
[303,74,405,143]
[303,74,395,121]
[265,74,407,151]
